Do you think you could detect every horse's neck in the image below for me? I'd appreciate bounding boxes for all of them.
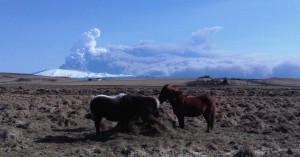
[168,92,186,104]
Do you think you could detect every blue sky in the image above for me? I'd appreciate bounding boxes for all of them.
[1,0,300,78]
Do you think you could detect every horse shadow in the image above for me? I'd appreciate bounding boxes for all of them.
[35,127,120,144]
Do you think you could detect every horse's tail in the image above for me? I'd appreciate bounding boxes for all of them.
[210,102,215,130]
[202,95,215,132]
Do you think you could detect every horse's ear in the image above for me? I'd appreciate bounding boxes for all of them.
[166,84,177,91]
[166,84,172,90]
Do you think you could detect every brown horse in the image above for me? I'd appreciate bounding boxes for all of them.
[90,93,160,135]
[158,84,215,132]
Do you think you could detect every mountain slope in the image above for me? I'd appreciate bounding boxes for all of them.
[34,69,132,79]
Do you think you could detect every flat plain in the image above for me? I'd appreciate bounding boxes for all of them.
[1,73,300,156]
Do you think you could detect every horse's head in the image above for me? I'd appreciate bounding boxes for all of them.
[159,84,178,103]
[126,95,160,118]
[143,97,160,118]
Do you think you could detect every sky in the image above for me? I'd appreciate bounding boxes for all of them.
[1,0,300,78]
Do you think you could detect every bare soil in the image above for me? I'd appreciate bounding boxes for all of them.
[1,74,300,156]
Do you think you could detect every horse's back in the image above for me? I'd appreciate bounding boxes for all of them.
[90,95,129,121]
[181,95,215,114]
[93,93,126,100]
[198,95,215,106]
[91,96,117,106]
[90,95,125,114]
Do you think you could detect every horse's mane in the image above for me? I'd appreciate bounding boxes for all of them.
[166,84,184,96]
[152,97,160,108]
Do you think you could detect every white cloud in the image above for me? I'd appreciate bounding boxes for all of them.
[71,28,107,56]
[60,27,300,78]
[190,26,222,45]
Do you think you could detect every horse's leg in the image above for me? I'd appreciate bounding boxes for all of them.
[94,115,102,135]
[203,113,211,133]
[210,106,215,131]
[177,115,185,129]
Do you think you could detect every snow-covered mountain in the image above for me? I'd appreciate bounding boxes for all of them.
[34,69,133,79]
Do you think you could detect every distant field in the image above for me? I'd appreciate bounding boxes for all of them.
[2,73,300,87]
[0,73,194,86]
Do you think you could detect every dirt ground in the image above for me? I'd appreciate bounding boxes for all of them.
[1,74,300,157]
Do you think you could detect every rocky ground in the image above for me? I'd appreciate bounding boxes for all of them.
[0,74,300,156]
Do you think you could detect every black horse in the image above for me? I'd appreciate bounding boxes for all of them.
[90,93,160,135]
